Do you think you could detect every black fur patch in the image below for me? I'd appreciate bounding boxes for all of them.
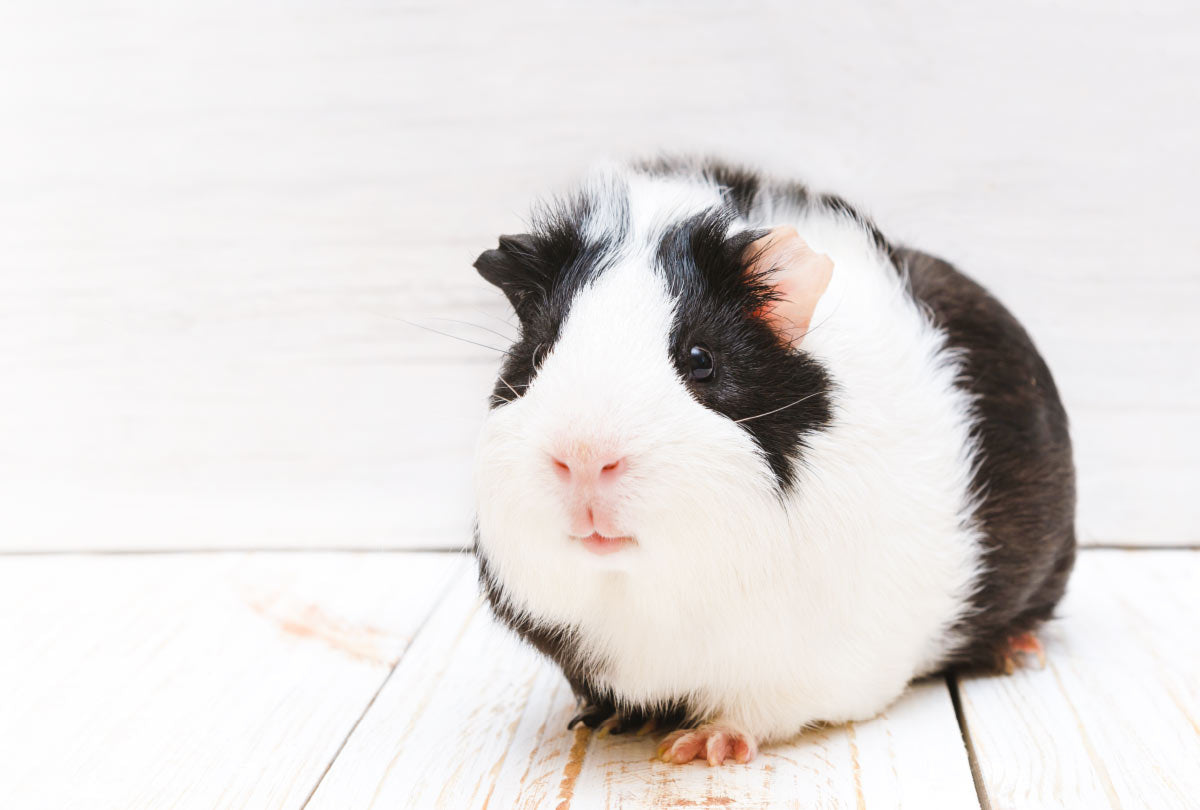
[898,247,1077,668]
[473,190,628,409]
[655,211,833,489]
[637,155,762,217]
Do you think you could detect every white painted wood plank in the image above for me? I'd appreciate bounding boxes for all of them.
[958,551,1200,810]
[307,566,979,809]
[0,552,464,810]
[1,1,1197,548]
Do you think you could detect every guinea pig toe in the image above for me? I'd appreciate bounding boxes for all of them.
[995,631,1047,674]
[657,724,757,766]
[595,715,622,737]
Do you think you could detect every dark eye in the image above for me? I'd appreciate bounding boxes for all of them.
[687,344,716,382]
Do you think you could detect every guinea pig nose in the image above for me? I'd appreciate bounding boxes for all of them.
[548,452,627,483]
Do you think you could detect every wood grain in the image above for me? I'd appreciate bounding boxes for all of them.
[1,1,1197,549]
[307,566,980,809]
[0,552,464,810]
[2,548,1193,808]
[957,550,1200,810]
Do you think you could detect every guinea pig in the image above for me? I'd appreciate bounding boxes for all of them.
[470,157,1075,766]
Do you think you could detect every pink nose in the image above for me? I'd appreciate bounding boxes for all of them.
[549,453,627,484]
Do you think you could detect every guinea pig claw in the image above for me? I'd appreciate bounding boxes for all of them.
[568,705,608,730]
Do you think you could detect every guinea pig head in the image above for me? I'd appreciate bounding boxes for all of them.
[471,201,834,613]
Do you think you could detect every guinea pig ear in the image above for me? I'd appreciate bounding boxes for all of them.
[473,233,543,317]
[744,227,834,346]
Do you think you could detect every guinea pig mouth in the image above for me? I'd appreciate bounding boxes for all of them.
[573,532,637,555]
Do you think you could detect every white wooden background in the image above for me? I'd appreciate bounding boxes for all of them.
[1,1,1197,551]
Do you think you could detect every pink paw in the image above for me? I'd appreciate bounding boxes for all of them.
[996,631,1047,674]
[656,724,758,766]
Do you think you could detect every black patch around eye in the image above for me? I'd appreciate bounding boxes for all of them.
[478,189,630,410]
[658,210,834,491]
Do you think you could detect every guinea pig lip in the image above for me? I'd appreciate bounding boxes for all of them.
[573,532,637,555]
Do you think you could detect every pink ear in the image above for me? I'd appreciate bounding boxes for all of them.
[744,227,834,345]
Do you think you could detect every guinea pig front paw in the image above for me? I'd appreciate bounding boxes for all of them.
[657,724,758,766]
[995,631,1047,674]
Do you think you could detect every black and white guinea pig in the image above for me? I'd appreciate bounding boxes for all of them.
[471,158,1075,766]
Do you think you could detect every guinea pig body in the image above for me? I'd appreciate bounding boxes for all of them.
[471,159,1075,762]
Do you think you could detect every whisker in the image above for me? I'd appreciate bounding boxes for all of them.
[401,319,513,357]
[734,391,821,424]
[473,309,521,333]
[496,374,521,399]
[427,316,518,345]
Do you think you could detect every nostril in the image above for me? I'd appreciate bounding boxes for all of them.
[549,449,627,482]
[599,457,627,478]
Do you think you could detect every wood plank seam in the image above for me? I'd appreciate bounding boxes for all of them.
[297,556,470,810]
[949,673,993,810]
[956,551,1200,809]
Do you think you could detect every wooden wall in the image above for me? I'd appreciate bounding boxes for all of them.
[2,1,1196,550]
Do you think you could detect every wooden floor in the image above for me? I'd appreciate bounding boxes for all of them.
[2,548,1195,810]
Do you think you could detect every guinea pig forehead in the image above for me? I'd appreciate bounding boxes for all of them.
[550,257,678,363]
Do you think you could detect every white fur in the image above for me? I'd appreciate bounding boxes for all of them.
[474,165,983,743]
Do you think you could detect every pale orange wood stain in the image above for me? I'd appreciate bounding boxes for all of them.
[885,724,901,789]
[555,726,591,809]
[243,588,396,666]
[847,723,866,810]
[504,681,564,806]
[663,798,736,806]
[478,668,547,809]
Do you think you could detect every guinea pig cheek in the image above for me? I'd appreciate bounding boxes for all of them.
[474,408,564,557]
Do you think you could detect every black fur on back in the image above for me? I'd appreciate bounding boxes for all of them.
[897,247,1077,667]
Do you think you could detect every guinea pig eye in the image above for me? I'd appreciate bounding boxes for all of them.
[687,344,715,382]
